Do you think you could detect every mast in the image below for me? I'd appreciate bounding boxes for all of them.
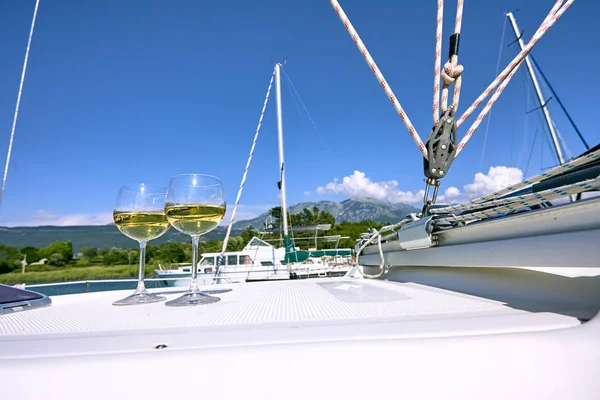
[274,63,291,254]
[505,12,565,166]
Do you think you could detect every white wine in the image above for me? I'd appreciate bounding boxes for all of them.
[164,204,225,235]
[114,211,170,242]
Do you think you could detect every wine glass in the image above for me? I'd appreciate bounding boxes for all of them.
[164,174,226,307]
[112,184,170,306]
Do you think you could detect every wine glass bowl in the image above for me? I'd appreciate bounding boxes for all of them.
[112,184,170,306]
[164,174,226,307]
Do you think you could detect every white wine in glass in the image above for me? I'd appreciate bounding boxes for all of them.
[112,184,170,306]
[164,174,226,307]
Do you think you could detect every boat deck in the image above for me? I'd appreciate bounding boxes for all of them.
[1,276,597,399]
[0,277,580,355]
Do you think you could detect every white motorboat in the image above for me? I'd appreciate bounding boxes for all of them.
[154,237,287,285]
[155,237,353,285]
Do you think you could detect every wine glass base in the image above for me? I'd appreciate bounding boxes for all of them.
[165,291,221,307]
[112,291,166,306]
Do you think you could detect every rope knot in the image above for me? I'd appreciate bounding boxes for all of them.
[442,62,464,85]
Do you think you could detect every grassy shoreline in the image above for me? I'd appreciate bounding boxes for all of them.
[0,264,161,285]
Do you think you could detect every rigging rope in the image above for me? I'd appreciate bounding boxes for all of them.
[455,0,574,156]
[0,0,41,210]
[355,165,598,261]
[329,0,428,158]
[480,15,508,171]
[329,1,577,270]
[529,54,589,150]
[435,176,600,224]
[524,129,540,176]
[433,0,465,124]
[431,148,600,214]
[281,66,327,146]
[219,68,276,262]
[330,0,574,162]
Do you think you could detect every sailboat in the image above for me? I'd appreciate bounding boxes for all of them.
[1,1,598,399]
[268,62,355,277]
[154,62,354,285]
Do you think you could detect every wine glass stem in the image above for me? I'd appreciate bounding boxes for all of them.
[190,235,200,293]
[135,241,148,293]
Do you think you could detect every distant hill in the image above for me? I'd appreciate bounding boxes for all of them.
[0,199,418,251]
[0,225,230,252]
[232,198,419,230]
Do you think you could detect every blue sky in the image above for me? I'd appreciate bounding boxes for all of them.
[0,0,597,226]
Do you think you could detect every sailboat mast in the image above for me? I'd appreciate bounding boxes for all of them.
[505,12,565,165]
[274,63,289,237]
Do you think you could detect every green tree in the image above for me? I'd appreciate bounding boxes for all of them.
[268,206,282,229]
[80,247,98,259]
[128,250,138,266]
[240,226,258,243]
[39,241,73,262]
[225,236,245,251]
[315,209,336,226]
[145,245,159,263]
[183,247,192,261]
[102,247,129,265]
[157,242,186,263]
[20,246,40,263]
[0,244,21,273]
[204,240,222,253]
[49,253,66,266]
[288,207,336,228]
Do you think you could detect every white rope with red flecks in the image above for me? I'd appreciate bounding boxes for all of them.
[455,0,574,156]
[329,0,575,160]
[433,0,464,125]
[219,68,275,263]
[0,0,40,210]
[329,0,428,158]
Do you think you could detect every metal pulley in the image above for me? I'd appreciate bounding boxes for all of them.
[421,106,458,207]
[424,106,458,180]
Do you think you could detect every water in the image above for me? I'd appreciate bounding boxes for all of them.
[28,279,170,297]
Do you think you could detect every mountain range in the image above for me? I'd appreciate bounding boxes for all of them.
[231,198,419,229]
[0,199,418,251]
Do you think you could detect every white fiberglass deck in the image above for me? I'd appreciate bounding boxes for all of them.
[0,277,579,358]
[1,276,598,399]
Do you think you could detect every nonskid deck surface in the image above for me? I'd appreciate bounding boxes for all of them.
[0,277,579,360]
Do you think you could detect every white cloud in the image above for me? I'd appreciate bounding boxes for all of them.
[442,186,461,201]
[316,171,425,203]
[315,167,526,204]
[464,166,523,199]
[1,210,114,227]
[304,191,311,197]
[221,204,275,226]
